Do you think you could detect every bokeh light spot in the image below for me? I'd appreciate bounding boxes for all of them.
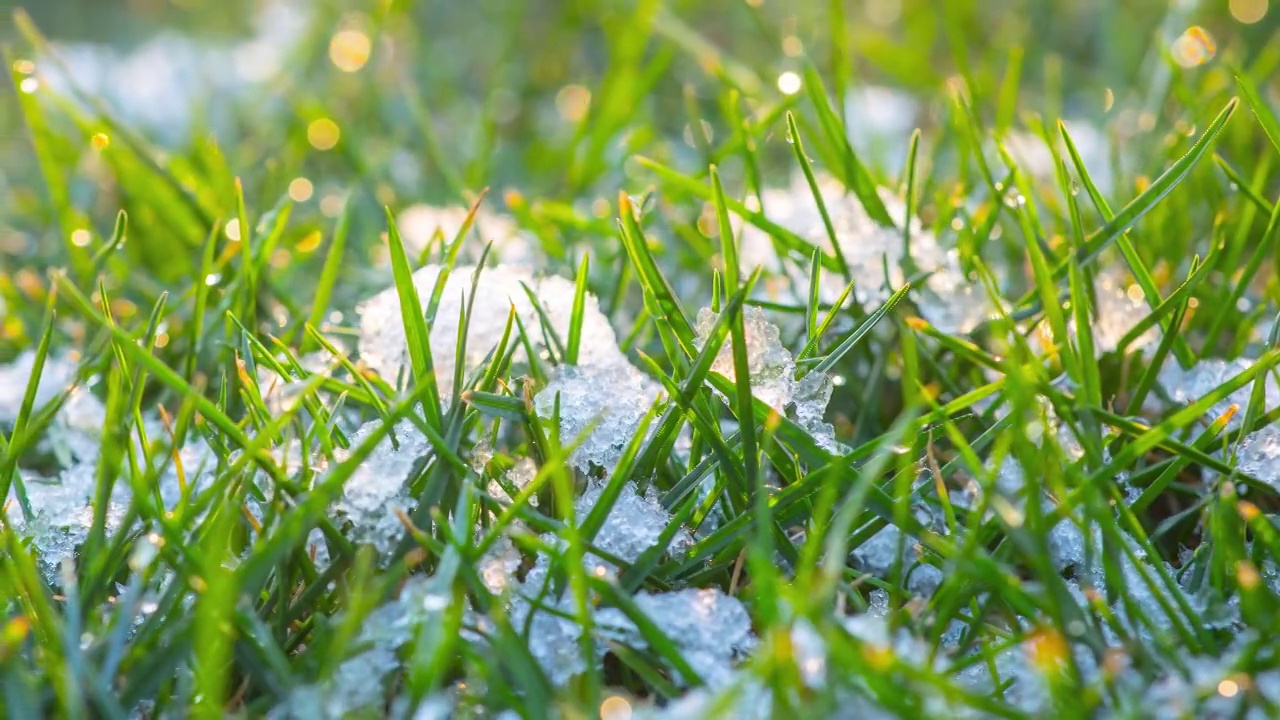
[1231,0,1268,23]
[288,177,314,202]
[329,29,372,72]
[600,696,632,720]
[555,84,591,123]
[1171,26,1216,68]
[777,71,802,95]
[225,218,243,242]
[307,118,341,150]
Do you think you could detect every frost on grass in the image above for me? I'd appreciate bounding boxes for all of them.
[357,263,628,396]
[332,420,433,559]
[533,363,661,472]
[395,204,537,266]
[694,305,841,453]
[736,173,992,334]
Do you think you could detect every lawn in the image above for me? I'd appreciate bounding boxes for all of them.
[4,0,1280,717]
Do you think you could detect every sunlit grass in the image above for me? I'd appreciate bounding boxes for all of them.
[4,1,1280,717]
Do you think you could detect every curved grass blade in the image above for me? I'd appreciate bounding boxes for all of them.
[1012,97,1238,320]
[385,208,442,428]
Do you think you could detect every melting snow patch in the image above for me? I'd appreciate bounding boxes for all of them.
[358,263,632,399]
[0,351,78,424]
[270,573,455,719]
[736,173,993,334]
[694,305,842,454]
[333,420,434,559]
[598,588,756,687]
[395,205,537,267]
[533,363,662,472]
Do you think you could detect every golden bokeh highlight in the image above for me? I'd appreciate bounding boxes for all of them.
[1171,26,1216,68]
[555,84,591,123]
[599,695,633,720]
[288,177,314,202]
[90,133,110,150]
[777,71,802,95]
[329,29,372,72]
[295,230,324,253]
[1230,0,1268,24]
[307,118,341,150]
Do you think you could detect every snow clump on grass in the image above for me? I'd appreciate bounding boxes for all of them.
[395,204,538,267]
[694,304,842,454]
[736,173,993,335]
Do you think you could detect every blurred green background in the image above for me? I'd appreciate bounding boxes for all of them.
[2,0,1279,350]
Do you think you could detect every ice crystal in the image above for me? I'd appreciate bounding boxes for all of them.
[597,588,756,687]
[575,481,689,566]
[1158,356,1279,430]
[9,466,127,576]
[695,305,796,412]
[486,455,538,506]
[693,305,841,454]
[533,362,661,472]
[478,534,523,594]
[332,421,434,559]
[1237,424,1280,491]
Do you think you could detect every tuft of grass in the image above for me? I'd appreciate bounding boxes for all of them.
[7,2,1280,718]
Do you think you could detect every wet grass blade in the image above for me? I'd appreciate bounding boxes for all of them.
[565,252,590,366]
[385,207,443,428]
[1013,97,1238,320]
